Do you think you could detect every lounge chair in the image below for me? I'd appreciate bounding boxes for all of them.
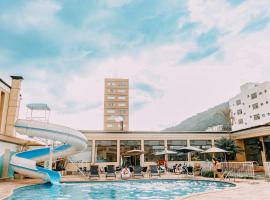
[106,165,116,178]
[133,166,144,178]
[149,165,160,177]
[89,165,100,179]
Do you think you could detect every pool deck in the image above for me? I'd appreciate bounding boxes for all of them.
[1,175,270,200]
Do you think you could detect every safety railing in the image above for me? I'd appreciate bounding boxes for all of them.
[221,162,255,180]
[263,162,270,180]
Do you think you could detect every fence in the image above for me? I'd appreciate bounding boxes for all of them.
[221,162,255,180]
[200,161,255,180]
[263,162,270,179]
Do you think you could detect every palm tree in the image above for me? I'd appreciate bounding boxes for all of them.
[215,137,241,161]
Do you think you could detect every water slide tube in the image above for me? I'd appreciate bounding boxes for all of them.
[10,119,88,184]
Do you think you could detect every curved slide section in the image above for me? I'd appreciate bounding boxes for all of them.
[10,119,88,184]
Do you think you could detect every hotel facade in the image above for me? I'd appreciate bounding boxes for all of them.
[1,76,270,179]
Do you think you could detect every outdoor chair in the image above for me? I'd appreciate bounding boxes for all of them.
[133,166,144,178]
[89,165,100,179]
[149,165,160,177]
[106,165,116,178]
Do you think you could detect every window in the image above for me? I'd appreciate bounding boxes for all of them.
[238,119,243,124]
[254,114,260,120]
[259,92,262,95]
[167,140,187,161]
[95,140,117,162]
[237,109,242,115]
[144,140,164,162]
[252,103,259,110]
[247,95,250,98]
[118,96,126,100]
[107,96,115,100]
[107,109,115,114]
[236,99,241,105]
[251,92,257,99]
[120,140,141,166]
[107,124,113,128]
[265,90,267,93]
[118,89,126,93]
[118,103,126,107]
[249,105,251,108]
[118,109,126,114]
[262,114,265,117]
[266,101,269,104]
[261,103,264,106]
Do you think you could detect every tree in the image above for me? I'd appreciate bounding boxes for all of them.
[215,137,241,161]
[215,107,232,131]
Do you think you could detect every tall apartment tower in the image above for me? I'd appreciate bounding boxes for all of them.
[104,78,129,131]
[229,82,270,131]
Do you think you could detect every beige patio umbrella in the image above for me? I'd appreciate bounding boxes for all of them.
[121,149,146,166]
[122,149,146,156]
[201,147,228,160]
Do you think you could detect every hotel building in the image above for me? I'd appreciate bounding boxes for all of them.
[229,82,270,131]
[104,78,129,131]
[2,75,270,178]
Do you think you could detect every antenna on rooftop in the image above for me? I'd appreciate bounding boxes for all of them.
[26,103,51,122]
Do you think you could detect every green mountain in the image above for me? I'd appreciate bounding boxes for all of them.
[163,102,231,132]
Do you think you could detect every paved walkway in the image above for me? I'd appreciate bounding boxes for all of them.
[180,180,270,200]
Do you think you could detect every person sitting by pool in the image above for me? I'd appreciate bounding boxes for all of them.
[121,166,131,179]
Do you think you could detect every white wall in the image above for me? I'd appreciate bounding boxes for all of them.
[230,82,270,131]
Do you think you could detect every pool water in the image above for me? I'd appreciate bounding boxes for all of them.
[7,179,234,200]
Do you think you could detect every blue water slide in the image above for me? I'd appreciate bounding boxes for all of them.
[10,119,87,184]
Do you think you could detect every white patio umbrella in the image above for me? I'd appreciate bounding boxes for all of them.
[122,149,146,156]
[201,147,228,154]
[154,149,177,156]
[201,147,228,161]
[121,149,146,166]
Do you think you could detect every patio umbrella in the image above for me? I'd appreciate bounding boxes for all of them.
[122,149,146,156]
[176,146,203,154]
[121,149,146,166]
[176,146,203,161]
[201,147,228,161]
[154,149,177,156]
[201,147,228,154]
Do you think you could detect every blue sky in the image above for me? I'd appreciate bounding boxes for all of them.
[1,0,270,130]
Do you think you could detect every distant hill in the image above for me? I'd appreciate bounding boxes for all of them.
[163,102,231,132]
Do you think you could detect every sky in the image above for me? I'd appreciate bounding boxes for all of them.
[1,0,270,131]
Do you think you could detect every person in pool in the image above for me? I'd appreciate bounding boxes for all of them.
[121,165,131,179]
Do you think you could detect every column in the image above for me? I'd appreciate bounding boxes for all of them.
[5,76,23,137]
[141,140,144,166]
[91,140,95,164]
[2,149,10,178]
[260,137,266,163]
[117,140,120,166]
[187,139,191,162]
[164,139,168,161]
[235,140,246,161]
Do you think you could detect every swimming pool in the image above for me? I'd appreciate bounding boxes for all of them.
[7,179,235,200]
